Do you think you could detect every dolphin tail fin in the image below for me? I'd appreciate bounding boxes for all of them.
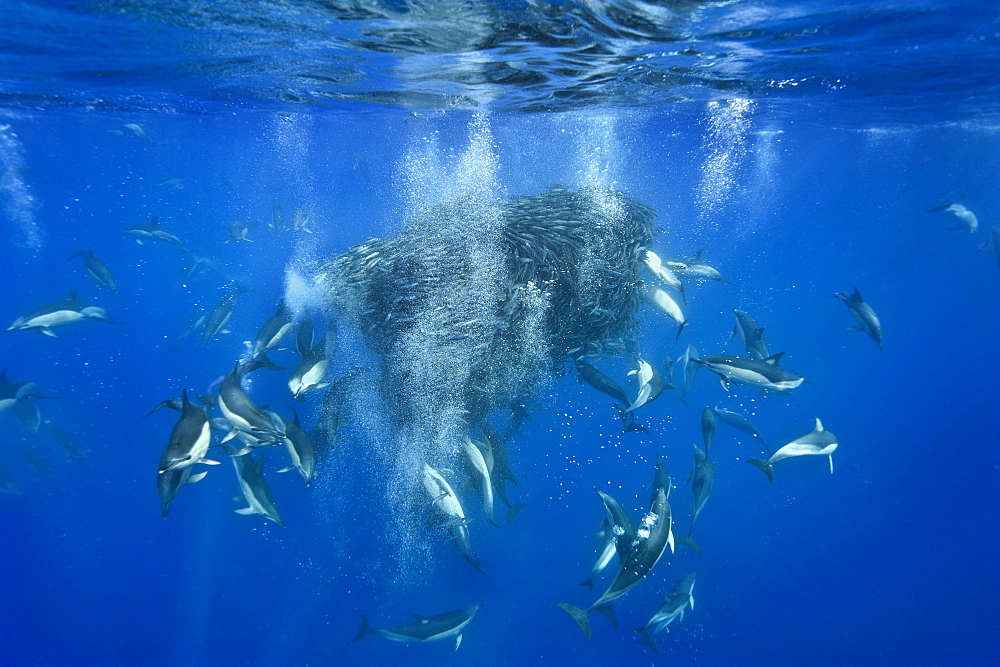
[593,603,618,629]
[675,320,690,342]
[676,534,703,557]
[635,627,660,655]
[747,458,775,483]
[506,503,526,525]
[350,616,369,644]
[557,604,592,641]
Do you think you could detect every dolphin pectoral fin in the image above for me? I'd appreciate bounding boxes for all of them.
[558,604,592,641]
[196,458,220,466]
[277,465,296,473]
[719,378,730,392]
[454,633,463,651]
[829,455,834,474]
[221,430,238,443]
[667,528,675,554]
[506,503,526,525]
[40,328,58,338]
[186,471,209,484]
[235,507,256,515]
[593,604,618,629]
[747,458,775,483]
[350,616,369,644]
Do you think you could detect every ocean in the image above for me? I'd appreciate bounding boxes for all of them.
[0,1,998,665]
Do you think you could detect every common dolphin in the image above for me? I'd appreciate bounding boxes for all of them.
[595,488,637,565]
[68,249,117,292]
[692,353,804,393]
[202,286,251,346]
[7,290,118,337]
[927,203,978,233]
[157,389,216,474]
[252,302,293,358]
[461,435,496,526]
[748,418,838,482]
[635,572,696,655]
[157,466,208,518]
[0,369,44,414]
[626,358,673,412]
[712,406,771,454]
[675,250,732,284]
[643,249,686,301]
[217,359,284,443]
[479,422,525,524]
[643,285,688,340]
[731,309,769,360]
[698,405,715,454]
[351,605,483,651]
[288,320,334,400]
[679,443,715,556]
[122,216,190,252]
[226,446,285,526]
[832,287,883,349]
[560,484,673,640]
[225,220,253,243]
[422,463,481,573]
[675,344,700,404]
[269,408,316,486]
[574,358,630,408]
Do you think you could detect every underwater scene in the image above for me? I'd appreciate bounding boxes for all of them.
[1,1,998,665]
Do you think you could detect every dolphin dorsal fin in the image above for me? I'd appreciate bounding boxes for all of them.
[66,290,77,301]
[414,614,427,623]
[853,287,863,300]
[814,417,824,432]
[692,249,704,261]
[763,352,784,365]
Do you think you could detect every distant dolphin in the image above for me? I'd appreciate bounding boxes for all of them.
[675,344,700,404]
[731,309,768,360]
[202,285,251,346]
[122,216,190,252]
[226,446,285,526]
[831,287,883,349]
[635,572,696,655]
[225,220,253,243]
[927,203,978,233]
[68,249,117,292]
[679,443,715,556]
[747,418,838,482]
[422,463,481,573]
[252,302,293,358]
[643,285,688,341]
[674,250,732,284]
[700,406,716,458]
[351,605,483,651]
[692,353,804,393]
[7,290,118,337]
[711,406,770,454]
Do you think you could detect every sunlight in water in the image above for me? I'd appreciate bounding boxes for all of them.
[695,98,755,226]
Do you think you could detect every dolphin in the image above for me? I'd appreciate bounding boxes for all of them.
[292,208,313,233]
[675,250,732,284]
[643,249,686,301]
[269,408,316,486]
[700,406,716,458]
[711,406,771,454]
[679,443,714,556]
[560,484,673,640]
[157,389,216,474]
[692,353,804,393]
[831,287,883,349]
[574,358,630,408]
[479,422,525,524]
[0,369,45,414]
[731,309,768,360]
[927,203,978,233]
[595,488,637,565]
[635,572,696,655]
[288,320,334,400]
[748,418,838,482]
[422,463,481,573]
[351,605,483,651]
[626,358,673,412]
[217,359,285,443]
[252,302,293,358]
[7,290,118,337]
[271,197,287,233]
[461,435,496,526]
[157,466,208,518]
[643,285,688,340]
[581,518,617,590]
[675,344,700,404]
[122,216,190,252]
[225,220,253,243]
[226,446,285,527]
[202,285,251,346]
[68,249,117,292]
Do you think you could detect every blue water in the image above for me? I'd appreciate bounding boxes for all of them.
[1,2,999,665]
